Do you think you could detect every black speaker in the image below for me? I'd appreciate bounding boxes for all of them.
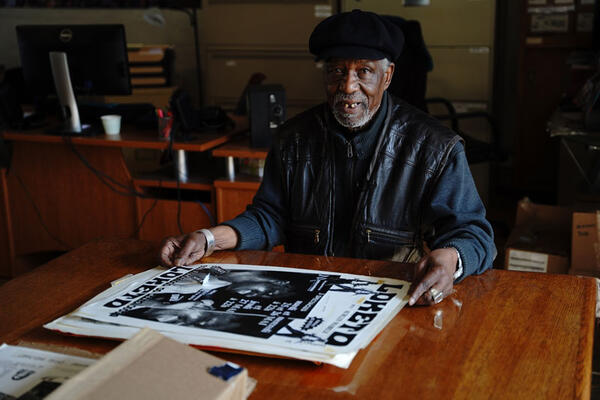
[247,84,286,148]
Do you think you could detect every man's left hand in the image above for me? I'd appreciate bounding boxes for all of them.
[407,248,458,306]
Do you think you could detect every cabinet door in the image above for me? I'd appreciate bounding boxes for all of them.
[205,50,325,116]
[136,199,214,242]
[8,142,137,255]
[214,180,261,224]
[342,0,495,46]
[202,2,333,48]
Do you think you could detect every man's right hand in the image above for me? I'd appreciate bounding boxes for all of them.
[159,231,207,267]
[158,225,239,267]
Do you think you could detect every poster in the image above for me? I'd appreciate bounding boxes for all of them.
[48,264,410,368]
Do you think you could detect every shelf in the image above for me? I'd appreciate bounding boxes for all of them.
[212,138,269,159]
[214,176,262,190]
[133,178,213,191]
[133,168,213,191]
[4,125,245,153]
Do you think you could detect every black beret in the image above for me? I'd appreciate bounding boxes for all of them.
[309,9,404,61]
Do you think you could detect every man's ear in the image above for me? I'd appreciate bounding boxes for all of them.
[383,62,395,90]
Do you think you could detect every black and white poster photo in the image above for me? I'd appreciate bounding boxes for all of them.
[78,264,409,357]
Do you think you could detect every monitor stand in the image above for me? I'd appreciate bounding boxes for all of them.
[45,123,100,136]
[48,51,90,136]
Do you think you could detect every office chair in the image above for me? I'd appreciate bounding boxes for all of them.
[385,16,504,165]
[386,17,433,114]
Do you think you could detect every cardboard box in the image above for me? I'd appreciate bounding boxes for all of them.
[505,198,571,274]
[569,211,600,276]
[47,328,253,400]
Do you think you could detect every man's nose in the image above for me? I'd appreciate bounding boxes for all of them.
[339,72,359,93]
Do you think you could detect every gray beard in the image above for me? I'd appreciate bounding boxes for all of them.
[331,93,379,130]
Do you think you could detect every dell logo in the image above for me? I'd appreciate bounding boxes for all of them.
[59,28,73,43]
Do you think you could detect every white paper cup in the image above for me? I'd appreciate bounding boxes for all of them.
[100,115,122,135]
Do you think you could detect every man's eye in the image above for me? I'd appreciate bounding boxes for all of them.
[359,68,371,74]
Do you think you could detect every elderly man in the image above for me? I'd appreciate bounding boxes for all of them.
[159,10,496,306]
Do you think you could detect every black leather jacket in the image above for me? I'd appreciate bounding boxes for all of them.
[281,96,461,262]
[225,95,495,277]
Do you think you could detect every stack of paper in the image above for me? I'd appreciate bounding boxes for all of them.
[126,44,174,88]
[46,263,409,368]
[0,344,96,398]
[47,328,253,400]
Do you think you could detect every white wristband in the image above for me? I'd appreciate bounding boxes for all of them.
[453,248,463,280]
[197,229,215,257]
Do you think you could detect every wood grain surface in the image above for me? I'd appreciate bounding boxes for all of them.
[214,180,261,223]
[0,169,15,276]
[0,239,595,399]
[5,142,137,258]
[0,125,245,277]
[3,128,242,152]
[212,138,269,159]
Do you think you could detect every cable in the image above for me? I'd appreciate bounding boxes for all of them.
[176,171,183,234]
[64,133,213,237]
[131,181,161,239]
[16,165,159,244]
[12,171,72,249]
[197,200,216,227]
[64,136,173,239]
[63,136,150,198]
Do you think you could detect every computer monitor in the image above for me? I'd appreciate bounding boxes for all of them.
[16,24,131,96]
[16,24,131,134]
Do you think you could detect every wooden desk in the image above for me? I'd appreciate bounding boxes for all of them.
[3,128,238,152]
[0,126,243,277]
[0,238,595,399]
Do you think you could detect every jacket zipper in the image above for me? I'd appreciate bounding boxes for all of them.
[365,227,414,244]
[290,224,322,246]
[347,98,391,252]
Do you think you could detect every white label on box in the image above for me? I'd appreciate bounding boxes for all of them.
[314,5,332,18]
[468,47,490,54]
[452,102,488,113]
[508,249,549,272]
[528,6,575,13]
[531,13,569,33]
[508,249,549,273]
[403,0,430,6]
